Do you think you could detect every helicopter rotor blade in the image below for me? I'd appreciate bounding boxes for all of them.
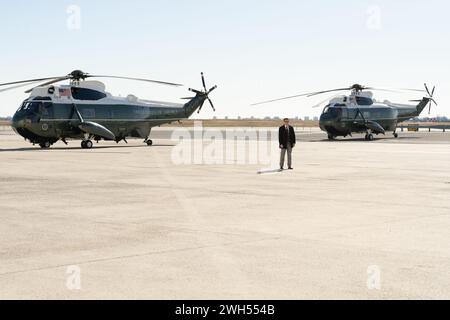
[24,77,71,94]
[311,94,342,109]
[201,72,208,92]
[0,76,64,88]
[306,88,352,97]
[251,92,317,106]
[309,86,425,97]
[0,82,44,93]
[410,98,437,106]
[397,88,427,93]
[189,88,203,95]
[366,87,418,94]
[208,85,218,94]
[207,98,216,112]
[190,73,217,114]
[423,84,438,114]
[364,87,390,92]
[424,83,431,97]
[87,75,182,87]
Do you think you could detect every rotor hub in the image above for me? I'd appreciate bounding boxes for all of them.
[351,84,365,92]
[69,70,88,81]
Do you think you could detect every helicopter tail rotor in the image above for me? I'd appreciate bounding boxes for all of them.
[410,84,437,114]
[188,72,217,114]
[424,83,437,114]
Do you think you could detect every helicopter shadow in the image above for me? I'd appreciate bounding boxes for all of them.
[312,136,423,143]
[0,144,176,152]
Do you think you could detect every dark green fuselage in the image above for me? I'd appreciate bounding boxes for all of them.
[319,98,430,137]
[11,94,207,145]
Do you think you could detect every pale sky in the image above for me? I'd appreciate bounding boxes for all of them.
[0,0,449,118]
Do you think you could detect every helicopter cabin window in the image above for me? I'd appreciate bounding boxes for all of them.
[355,96,373,106]
[71,87,107,101]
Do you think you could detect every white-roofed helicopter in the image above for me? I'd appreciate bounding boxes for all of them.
[253,84,437,141]
[0,70,217,149]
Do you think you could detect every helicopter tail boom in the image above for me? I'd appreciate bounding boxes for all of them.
[415,97,431,115]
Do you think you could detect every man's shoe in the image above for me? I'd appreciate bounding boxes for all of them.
[288,167,294,170]
[280,167,284,171]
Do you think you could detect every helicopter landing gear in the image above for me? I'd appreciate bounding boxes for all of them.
[81,140,93,149]
[393,132,399,139]
[144,136,153,146]
[39,141,51,149]
[327,134,336,141]
[365,133,374,141]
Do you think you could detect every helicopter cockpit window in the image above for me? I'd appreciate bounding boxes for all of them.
[21,102,40,113]
[322,104,331,114]
[355,96,374,106]
[17,97,52,114]
[328,107,342,118]
[71,87,107,101]
[17,102,27,112]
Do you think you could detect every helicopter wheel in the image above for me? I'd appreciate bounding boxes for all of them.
[393,132,399,139]
[327,134,335,141]
[81,140,93,149]
[146,140,153,146]
[39,141,51,149]
[366,134,374,141]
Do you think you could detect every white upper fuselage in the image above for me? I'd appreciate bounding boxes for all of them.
[27,80,184,109]
[325,91,419,113]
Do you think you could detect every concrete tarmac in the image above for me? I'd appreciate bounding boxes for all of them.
[0,129,449,299]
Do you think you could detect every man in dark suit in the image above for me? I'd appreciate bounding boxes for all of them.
[279,118,296,170]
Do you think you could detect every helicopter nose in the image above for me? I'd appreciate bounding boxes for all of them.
[319,114,335,131]
[11,114,25,129]
[319,115,331,125]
